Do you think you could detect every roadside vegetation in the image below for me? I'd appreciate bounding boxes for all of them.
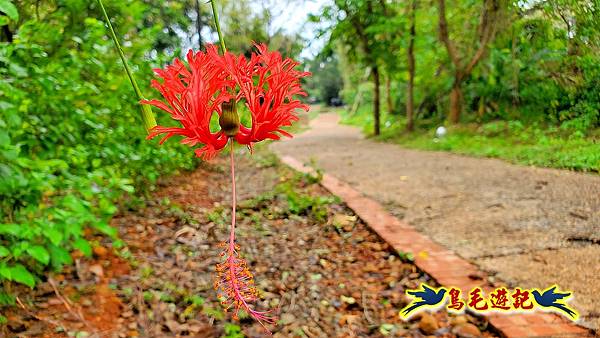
[341,107,600,172]
[306,1,600,173]
[0,0,302,301]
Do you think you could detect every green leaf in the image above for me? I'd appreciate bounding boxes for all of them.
[44,228,63,246]
[121,184,134,193]
[112,239,124,249]
[73,238,92,257]
[11,240,29,258]
[0,264,11,280]
[26,245,50,265]
[99,197,117,215]
[0,0,18,21]
[93,221,118,238]
[0,130,9,147]
[9,264,35,288]
[0,223,21,237]
[0,246,9,257]
[0,112,17,130]
[8,63,26,77]
[48,244,72,271]
[62,194,88,214]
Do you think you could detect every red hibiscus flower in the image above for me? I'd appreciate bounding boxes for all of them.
[143,44,309,158]
[143,44,309,333]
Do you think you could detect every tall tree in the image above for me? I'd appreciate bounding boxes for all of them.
[437,0,504,123]
[328,0,389,135]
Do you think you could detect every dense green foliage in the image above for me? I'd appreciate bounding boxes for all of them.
[0,0,203,291]
[0,0,307,294]
[316,0,599,161]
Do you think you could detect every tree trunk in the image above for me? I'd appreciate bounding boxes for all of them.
[385,74,393,114]
[406,0,417,132]
[511,26,519,108]
[449,80,463,124]
[373,65,381,136]
[437,0,501,124]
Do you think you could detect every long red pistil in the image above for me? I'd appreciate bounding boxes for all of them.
[214,140,275,333]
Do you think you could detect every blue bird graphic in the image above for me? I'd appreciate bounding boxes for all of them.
[401,284,447,317]
[532,286,578,319]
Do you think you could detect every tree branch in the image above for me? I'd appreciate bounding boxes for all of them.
[437,0,461,70]
[464,0,501,76]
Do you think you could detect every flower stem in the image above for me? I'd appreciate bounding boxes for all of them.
[96,0,157,132]
[210,0,227,53]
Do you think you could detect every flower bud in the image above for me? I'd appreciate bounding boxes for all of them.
[219,100,240,137]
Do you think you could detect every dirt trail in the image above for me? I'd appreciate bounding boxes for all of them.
[271,111,600,329]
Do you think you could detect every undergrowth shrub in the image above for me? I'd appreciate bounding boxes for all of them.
[0,2,196,294]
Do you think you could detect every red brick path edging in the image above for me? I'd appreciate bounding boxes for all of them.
[280,155,593,338]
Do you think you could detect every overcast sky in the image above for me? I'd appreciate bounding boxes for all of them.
[253,0,331,59]
[191,0,330,59]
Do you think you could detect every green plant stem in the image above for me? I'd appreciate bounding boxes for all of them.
[96,0,157,132]
[210,0,227,53]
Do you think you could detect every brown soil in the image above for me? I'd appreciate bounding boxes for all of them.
[271,111,600,330]
[2,244,129,337]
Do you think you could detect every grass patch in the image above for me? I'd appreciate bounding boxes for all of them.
[338,107,600,172]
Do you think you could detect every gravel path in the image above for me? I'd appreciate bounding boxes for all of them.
[271,111,600,329]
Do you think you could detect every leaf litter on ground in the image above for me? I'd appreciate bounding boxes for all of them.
[2,150,499,337]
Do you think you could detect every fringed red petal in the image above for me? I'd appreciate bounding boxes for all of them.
[143,44,309,157]
[142,45,233,158]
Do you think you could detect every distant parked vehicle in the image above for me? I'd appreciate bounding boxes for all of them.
[330,97,344,106]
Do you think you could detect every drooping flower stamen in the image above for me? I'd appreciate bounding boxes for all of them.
[214,243,276,329]
[213,141,276,332]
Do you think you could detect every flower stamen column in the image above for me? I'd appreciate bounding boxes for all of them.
[214,140,276,332]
